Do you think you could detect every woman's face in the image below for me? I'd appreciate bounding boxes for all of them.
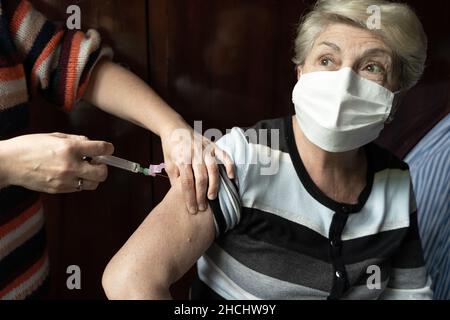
[299,23,398,92]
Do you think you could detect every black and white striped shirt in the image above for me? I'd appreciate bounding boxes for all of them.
[193,116,433,300]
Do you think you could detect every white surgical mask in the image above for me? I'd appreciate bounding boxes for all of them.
[292,67,396,152]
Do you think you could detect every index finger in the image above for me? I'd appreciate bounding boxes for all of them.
[76,140,115,157]
[179,164,198,214]
[215,147,235,179]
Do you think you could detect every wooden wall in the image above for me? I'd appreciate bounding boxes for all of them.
[27,0,449,299]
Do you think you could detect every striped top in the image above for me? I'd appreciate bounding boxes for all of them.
[194,116,433,300]
[0,0,111,299]
[405,113,450,300]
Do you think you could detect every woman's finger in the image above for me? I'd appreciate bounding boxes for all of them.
[204,150,219,200]
[76,179,99,191]
[49,132,88,140]
[215,147,235,179]
[179,164,198,214]
[51,178,99,193]
[165,162,179,178]
[76,140,115,157]
[79,162,108,182]
[165,162,180,186]
[192,163,208,211]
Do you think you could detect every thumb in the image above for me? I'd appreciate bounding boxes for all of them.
[50,132,89,140]
[165,163,180,187]
[76,140,115,157]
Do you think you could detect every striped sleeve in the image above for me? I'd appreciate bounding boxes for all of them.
[207,127,250,237]
[208,165,241,237]
[380,179,434,300]
[3,0,113,111]
[405,114,450,300]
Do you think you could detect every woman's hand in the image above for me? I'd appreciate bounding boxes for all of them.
[160,124,234,214]
[83,60,235,212]
[0,133,114,193]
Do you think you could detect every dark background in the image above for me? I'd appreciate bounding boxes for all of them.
[28,0,450,299]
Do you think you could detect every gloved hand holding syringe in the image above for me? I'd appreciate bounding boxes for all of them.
[85,155,167,177]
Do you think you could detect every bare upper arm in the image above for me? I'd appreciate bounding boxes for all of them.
[102,178,215,299]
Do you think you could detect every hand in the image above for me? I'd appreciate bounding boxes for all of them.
[0,133,114,193]
[161,125,234,214]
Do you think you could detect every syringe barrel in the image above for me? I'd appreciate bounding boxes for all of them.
[93,155,140,173]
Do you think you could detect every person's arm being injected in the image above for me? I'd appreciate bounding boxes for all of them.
[0,0,234,213]
[83,60,235,213]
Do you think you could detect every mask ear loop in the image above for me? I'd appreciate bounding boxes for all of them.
[385,114,395,124]
[386,90,403,124]
[296,65,303,80]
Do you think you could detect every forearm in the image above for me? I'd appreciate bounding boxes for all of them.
[0,138,21,188]
[0,140,12,188]
[102,242,176,300]
[102,269,173,300]
[83,60,187,137]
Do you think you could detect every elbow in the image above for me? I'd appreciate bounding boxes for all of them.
[101,259,137,300]
[102,255,171,300]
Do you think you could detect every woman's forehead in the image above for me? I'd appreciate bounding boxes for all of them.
[312,23,392,55]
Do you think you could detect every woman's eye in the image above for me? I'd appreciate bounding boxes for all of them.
[365,63,384,74]
[320,57,333,67]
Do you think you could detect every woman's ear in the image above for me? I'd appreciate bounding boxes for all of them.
[296,65,303,80]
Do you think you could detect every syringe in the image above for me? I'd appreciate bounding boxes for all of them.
[92,155,166,177]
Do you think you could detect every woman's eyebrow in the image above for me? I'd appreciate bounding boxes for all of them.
[361,48,392,59]
[317,41,341,52]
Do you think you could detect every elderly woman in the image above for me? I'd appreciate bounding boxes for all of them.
[102,0,433,300]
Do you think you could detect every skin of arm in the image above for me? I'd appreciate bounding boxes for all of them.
[83,59,187,138]
[0,60,184,192]
[0,54,233,207]
[102,178,216,300]
[83,59,234,213]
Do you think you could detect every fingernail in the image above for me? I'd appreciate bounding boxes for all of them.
[208,193,218,200]
[199,204,207,211]
[189,207,197,214]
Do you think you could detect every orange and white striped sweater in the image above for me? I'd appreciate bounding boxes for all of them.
[0,0,111,299]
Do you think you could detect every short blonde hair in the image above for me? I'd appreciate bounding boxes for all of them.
[293,0,428,90]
